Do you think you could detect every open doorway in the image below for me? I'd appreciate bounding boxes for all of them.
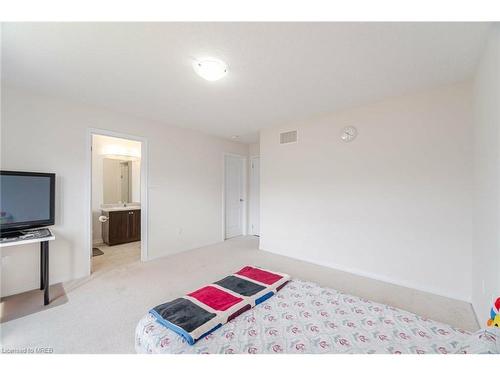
[87,130,148,274]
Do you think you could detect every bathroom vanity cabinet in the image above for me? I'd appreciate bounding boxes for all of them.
[102,208,141,245]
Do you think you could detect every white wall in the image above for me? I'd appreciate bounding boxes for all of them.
[0,86,248,297]
[131,160,141,202]
[91,134,141,244]
[260,83,474,301]
[471,25,500,325]
[249,143,260,157]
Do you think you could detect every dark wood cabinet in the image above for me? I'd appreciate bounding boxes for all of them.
[102,209,141,245]
[127,209,141,242]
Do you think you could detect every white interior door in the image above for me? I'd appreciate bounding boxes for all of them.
[249,157,260,236]
[225,155,245,239]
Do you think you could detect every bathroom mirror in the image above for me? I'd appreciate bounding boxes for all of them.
[103,158,133,204]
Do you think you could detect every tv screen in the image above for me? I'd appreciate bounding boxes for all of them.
[0,171,55,232]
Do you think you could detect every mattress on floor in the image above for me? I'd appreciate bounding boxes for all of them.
[135,279,499,354]
[149,266,290,345]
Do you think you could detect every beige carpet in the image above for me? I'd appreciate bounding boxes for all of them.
[0,236,478,353]
[0,283,68,324]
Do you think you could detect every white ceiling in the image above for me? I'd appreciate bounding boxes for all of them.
[2,23,491,143]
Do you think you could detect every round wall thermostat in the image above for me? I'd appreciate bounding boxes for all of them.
[340,126,357,142]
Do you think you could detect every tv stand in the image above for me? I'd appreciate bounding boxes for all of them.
[0,228,55,305]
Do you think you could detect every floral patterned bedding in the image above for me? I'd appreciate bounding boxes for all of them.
[135,279,499,354]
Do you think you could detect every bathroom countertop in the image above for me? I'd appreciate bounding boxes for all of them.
[101,206,141,213]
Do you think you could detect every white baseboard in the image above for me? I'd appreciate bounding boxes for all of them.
[145,239,225,262]
[260,246,471,303]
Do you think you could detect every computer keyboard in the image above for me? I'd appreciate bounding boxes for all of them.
[0,228,52,243]
[21,228,52,239]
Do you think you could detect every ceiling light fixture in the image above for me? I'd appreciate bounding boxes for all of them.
[192,58,228,81]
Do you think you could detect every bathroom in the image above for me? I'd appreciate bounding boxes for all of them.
[91,134,142,272]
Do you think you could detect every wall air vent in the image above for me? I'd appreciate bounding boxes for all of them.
[279,130,298,144]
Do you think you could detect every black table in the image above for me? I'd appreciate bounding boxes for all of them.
[0,230,55,305]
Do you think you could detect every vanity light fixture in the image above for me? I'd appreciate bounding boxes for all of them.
[103,154,140,161]
[101,145,141,161]
[193,58,228,81]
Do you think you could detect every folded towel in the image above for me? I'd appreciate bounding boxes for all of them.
[150,266,290,345]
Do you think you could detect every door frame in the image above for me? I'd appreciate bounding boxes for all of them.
[222,153,248,240]
[85,128,149,276]
[248,156,260,236]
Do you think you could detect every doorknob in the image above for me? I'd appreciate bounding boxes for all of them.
[240,198,244,202]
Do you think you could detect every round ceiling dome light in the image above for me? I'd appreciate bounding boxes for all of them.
[192,58,228,81]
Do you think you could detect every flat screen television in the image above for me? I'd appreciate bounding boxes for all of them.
[0,171,55,237]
